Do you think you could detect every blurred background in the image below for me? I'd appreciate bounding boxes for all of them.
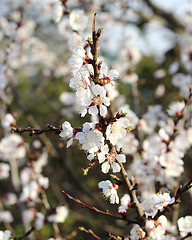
[0,0,192,239]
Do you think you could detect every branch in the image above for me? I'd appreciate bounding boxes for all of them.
[154,179,192,220]
[12,124,61,136]
[116,160,144,220]
[79,226,101,240]
[180,233,192,240]
[90,13,100,84]
[14,226,35,240]
[61,190,137,224]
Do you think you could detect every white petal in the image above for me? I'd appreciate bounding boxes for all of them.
[108,69,119,79]
[66,138,73,148]
[99,105,107,116]
[103,97,110,106]
[101,162,110,173]
[98,152,105,163]
[89,106,98,116]
[111,162,121,173]
[116,154,126,163]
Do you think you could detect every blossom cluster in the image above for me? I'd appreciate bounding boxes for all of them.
[0,0,192,239]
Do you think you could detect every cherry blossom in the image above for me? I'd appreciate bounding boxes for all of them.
[141,193,175,218]
[47,206,68,223]
[0,163,10,180]
[75,83,110,117]
[106,117,132,145]
[69,9,88,31]
[75,122,104,156]
[98,144,126,173]
[0,210,13,223]
[118,194,131,214]
[178,216,192,237]
[68,46,88,72]
[69,70,90,90]
[59,121,74,148]
[167,101,185,116]
[98,180,119,204]
[1,113,16,131]
[130,224,146,240]
[0,134,26,162]
[0,230,12,240]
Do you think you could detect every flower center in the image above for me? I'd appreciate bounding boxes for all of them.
[106,152,116,163]
[92,96,102,106]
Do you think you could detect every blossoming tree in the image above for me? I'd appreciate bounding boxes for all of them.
[0,1,192,240]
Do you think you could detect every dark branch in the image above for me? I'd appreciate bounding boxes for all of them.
[12,124,61,136]
[79,226,101,240]
[14,226,35,240]
[61,190,137,224]
[154,179,192,220]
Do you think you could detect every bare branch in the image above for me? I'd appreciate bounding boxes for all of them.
[61,190,137,224]
[79,226,101,240]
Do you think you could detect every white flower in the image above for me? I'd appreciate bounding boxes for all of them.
[178,216,192,237]
[130,224,146,240]
[35,212,45,230]
[69,70,90,90]
[1,113,15,131]
[0,163,10,180]
[116,132,139,155]
[98,145,126,173]
[2,193,17,206]
[122,72,138,84]
[158,151,184,178]
[75,122,104,155]
[0,230,12,240]
[0,134,26,162]
[0,210,13,223]
[100,64,119,86]
[118,194,131,214]
[22,208,36,223]
[98,180,119,204]
[167,101,185,116]
[59,121,74,148]
[146,215,168,240]
[68,46,87,72]
[106,118,132,145]
[33,152,48,173]
[47,206,68,223]
[141,193,175,218]
[19,181,40,202]
[69,9,88,31]
[78,83,110,117]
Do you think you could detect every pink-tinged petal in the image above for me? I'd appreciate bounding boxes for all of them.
[99,105,107,116]
[101,162,110,173]
[111,162,121,173]
[108,69,119,79]
[103,97,110,106]
[89,106,98,116]
[116,154,126,163]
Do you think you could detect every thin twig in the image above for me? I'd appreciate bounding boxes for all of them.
[79,226,101,240]
[154,179,192,220]
[180,233,192,240]
[14,226,35,240]
[61,190,137,224]
[12,124,61,136]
